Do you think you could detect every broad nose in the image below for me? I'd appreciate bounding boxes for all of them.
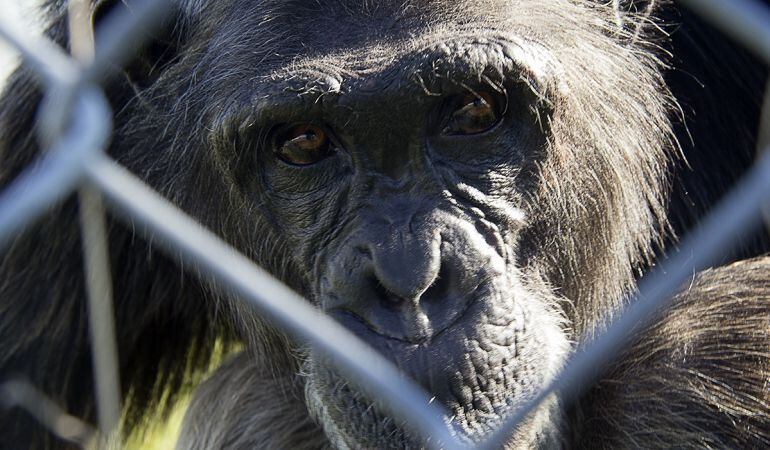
[371,228,441,301]
[322,226,478,343]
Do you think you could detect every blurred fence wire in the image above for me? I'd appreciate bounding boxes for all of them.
[0,0,768,449]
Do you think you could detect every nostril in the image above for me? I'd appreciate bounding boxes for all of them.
[370,275,405,309]
[421,261,452,303]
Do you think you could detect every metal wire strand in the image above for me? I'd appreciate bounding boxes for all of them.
[68,1,122,444]
[0,380,97,449]
[0,86,111,250]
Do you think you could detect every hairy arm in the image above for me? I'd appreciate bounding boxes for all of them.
[576,257,770,448]
[177,352,329,450]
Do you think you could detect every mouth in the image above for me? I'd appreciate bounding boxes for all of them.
[306,283,571,448]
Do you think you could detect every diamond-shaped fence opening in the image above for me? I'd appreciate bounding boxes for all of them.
[0,1,768,449]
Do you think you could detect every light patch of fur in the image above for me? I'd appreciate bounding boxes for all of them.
[576,257,770,448]
[176,352,330,450]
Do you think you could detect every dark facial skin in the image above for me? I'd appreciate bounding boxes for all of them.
[251,49,568,446]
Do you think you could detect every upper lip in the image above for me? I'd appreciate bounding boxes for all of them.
[326,278,487,346]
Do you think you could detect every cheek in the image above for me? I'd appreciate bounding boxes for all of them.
[243,147,353,257]
[260,157,351,195]
[260,180,351,266]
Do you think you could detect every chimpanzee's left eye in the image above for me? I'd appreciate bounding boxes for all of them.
[275,124,332,166]
[442,91,502,136]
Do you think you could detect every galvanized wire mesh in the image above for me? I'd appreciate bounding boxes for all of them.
[0,0,768,449]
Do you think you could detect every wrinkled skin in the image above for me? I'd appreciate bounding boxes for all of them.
[0,1,768,449]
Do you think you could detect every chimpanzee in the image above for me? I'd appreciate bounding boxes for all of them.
[0,1,767,448]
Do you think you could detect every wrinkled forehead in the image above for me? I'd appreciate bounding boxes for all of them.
[185,0,558,94]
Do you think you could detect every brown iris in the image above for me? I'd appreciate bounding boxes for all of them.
[443,91,501,135]
[275,124,331,166]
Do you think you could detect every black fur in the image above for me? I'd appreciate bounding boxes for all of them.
[0,1,767,448]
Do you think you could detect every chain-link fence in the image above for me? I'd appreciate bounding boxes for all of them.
[0,0,768,449]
